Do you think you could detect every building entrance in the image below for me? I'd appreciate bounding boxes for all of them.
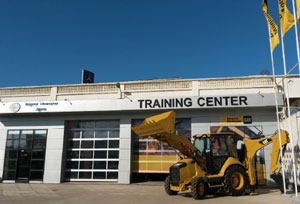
[3,130,47,182]
[16,149,32,181]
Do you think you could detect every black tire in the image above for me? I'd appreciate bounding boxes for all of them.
[191,177,206,200]
[206,186,219,195]
[164,176,178,195]
[224,165,248,196]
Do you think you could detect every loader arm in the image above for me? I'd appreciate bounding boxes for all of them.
[131,111,199,159]
[244,130,289,189]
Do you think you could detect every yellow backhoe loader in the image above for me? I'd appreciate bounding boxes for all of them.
[131,111,289,200]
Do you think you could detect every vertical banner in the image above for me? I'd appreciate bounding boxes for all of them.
[278,0,295,36]
[262,0,280,51]
[297,0,300,18]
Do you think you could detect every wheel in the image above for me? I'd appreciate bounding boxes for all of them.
[206,186,219,195]
[224,165,248,196]
[191,177,206,200]
[164,175,178,195]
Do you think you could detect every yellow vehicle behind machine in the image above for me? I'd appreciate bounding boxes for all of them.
[132,111,289,200]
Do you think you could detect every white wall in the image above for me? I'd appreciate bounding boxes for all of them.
[281,112,300,187]
[0,107,279,186]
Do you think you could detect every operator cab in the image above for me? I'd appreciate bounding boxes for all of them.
[193,134,239,175]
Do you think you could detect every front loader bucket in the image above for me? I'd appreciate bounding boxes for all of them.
[132,111,176,137]
[132,111,198,158]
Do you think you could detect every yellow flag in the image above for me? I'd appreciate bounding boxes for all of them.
[263,0,280,51]
[279,0,295,36]
[297,0,300,19]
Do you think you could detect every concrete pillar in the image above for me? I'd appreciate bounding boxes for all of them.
[50,87,58,101]
[43,125,65,183]
[118,118,131,184]
[191,81,199,96]
[0,127,6,179]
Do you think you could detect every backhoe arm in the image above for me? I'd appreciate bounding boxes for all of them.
[244,130,289,188]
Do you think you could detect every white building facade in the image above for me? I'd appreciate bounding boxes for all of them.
[0,76,299,186]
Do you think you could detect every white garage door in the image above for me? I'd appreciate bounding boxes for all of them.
[64,120,120,181]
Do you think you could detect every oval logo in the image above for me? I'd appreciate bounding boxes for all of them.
[9,103,21,113]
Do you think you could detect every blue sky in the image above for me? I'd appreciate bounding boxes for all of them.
[1,0,300,87]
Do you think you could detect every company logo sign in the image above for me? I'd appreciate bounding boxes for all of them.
[219,116,252,124]
[9,103,21,113]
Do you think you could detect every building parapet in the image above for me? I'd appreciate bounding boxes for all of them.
[0,87,52,97]
[0,75,295,99]
[57,84,118,95]
[198,77,273,89]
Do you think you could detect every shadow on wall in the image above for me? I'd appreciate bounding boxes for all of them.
[284,144,300,192]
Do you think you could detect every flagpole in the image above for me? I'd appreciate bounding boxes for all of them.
[269,39,288,195]
[265,8,287,193]
[291,1,300,200]
[279,19,299,199]
[291,0,300,74]
[268,13,286,195]
[263,0,289,195]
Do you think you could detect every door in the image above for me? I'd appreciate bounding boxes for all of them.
[16,149,32,181]
[3,130,47,182]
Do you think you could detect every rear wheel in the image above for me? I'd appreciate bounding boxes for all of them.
[191,177,206,200]
[164,175,178,195]
[224,165,248,196]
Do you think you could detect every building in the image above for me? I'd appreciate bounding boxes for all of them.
[0,75,299,186]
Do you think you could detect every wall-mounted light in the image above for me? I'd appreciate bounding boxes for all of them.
[257,91,264,98]
[288,79,294,85]
[124,92,133,102]
[116,83,133,102]
[64,99,72,105]
[0,99,5,106]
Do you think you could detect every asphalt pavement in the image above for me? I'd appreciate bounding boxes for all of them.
[0,182,297,204]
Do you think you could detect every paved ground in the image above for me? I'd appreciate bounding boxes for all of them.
[0,182,297,204]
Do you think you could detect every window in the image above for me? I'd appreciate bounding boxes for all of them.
[211,137,229,157]
[65,120,120,181]
[131,118,191,173]
[194,137,210,154]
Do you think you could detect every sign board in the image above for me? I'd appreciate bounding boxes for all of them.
[0,93,284,114]
[219,116,252,124]
[82,69,94,84]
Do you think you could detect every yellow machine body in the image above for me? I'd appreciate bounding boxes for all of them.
[169,158,204,192]
[132,111,290,199]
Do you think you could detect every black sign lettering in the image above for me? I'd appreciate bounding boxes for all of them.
[138,96,249,109]
[198,97,205,107]
[239,96,248,105]
[153,100,161,108]
[206,97,214,106]
[175,98,183,107]
[164,99,172,107]
[145,100,152,108]
[138,100,144,108]
[223,97,230,106]
[231,96,238,106]
[184,98,192,107]
[214,97,222,106]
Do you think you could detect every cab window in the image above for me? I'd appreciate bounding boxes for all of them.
[211,137,229,157]
[194,137,210,154]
